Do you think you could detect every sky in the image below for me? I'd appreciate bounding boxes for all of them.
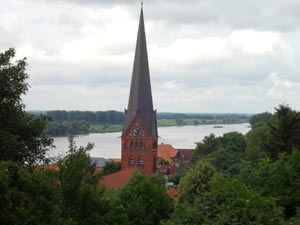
[1,0,300,113]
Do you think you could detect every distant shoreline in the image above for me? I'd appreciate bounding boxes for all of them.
[48,120,250,137]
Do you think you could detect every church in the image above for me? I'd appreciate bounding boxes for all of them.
[101,5,192,189]
[121,5,158,175]
[101,5,157,188]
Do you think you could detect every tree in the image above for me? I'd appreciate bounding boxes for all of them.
[240,149,300,218]
[100,160,121,176]
[0,161,59,225]
[249,112,273,127]
[198,174,283,225]
[245,122,269,162]
[263,105,300,160]
[178,160,215,204]
[193,134,222,162]
[118,171,174,225]
[58,137,128,225]
[175,169,283,225]
[193,132,247,174]
[0,48,52,164]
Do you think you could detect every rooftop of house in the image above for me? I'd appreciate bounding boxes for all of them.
[177,149,194,160]
[165,188,180,202]
[111,158,121,163]
[157,144,178,163]
[36,163,60,171]
[100,167,137,189]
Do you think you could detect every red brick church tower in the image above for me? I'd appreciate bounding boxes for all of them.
[121,6,158,174]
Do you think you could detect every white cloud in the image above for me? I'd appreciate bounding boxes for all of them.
[150,29,290,69]
[1,0,300,113]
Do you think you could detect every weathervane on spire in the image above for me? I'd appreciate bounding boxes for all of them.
[141,0,143,7]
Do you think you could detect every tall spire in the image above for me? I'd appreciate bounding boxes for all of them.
[122,6,157,137]
[127,6,153,112]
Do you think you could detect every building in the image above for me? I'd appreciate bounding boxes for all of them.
[121,5,158,175]
[157,144,194,175]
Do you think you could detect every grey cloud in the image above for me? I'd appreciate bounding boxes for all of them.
[40,0,300,32]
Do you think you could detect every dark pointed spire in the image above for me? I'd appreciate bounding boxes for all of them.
[122,6,157,137]
[127,6,153,112]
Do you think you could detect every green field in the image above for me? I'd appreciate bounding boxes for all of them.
[89,124,123,133]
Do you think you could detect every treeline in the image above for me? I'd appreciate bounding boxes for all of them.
[157,112,251,120]
[45,120,89,136]
[47,110,124,124]
[46,110,251,122]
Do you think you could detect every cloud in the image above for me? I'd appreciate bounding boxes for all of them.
[1,0,300,113]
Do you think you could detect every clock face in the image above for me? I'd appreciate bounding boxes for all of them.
[133,127,141,136]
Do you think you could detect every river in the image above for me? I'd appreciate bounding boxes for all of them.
[50,123,251,159]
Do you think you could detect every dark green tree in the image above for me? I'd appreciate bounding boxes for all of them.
[245,122,269,162]
[249,111,273,127]
[119,171,174,225]
[192,134,222,162]
[240,149,300,218]
[58,137,128,225]
[0,48,52,164]
[175,168,283,225]
[193,132,246,174]
[198,174,283,225]
[263,105,300,160]
[178,160,215,204]
[0,161,59,225]
[100,160,121,176]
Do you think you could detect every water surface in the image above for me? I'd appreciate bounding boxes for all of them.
[50,123,251,159]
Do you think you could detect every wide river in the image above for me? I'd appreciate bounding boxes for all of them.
[50,123,251,159]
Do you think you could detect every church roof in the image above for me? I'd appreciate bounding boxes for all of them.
[127,7,153,113]
[122,7,157,137]
[100,167,136,189]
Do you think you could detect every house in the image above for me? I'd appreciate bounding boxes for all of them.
[157,144,194,175]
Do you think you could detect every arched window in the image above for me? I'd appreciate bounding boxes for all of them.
[139,142,143,148]
[129,156,135,165]
[138,156,144,166]
[134,141,138,148]
[130,141,133,149]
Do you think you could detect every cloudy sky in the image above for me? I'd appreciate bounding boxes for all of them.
[1,0,300,113]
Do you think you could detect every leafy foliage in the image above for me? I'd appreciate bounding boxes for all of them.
[245,122,269,162]
[0,161,59,225]
[240,149,300,218]
[100,160,121,176]
[263,105,300,160]
[178,160,215,204]
[45,120,90,136]
[119,171,174,225]
[249,112,273,127]
[193,132,246,174]
[0,48,52,164]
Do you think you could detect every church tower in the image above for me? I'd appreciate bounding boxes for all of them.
[121,5,158,174]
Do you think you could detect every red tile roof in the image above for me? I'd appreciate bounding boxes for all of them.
[157,144,178,163]
[100,168,136,189]
[36,164,60,171]
[178,149,194,160]
[111,158,121,163]
[166,188,179,202]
